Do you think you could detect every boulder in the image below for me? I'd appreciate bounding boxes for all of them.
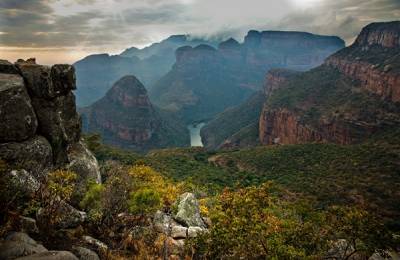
[82,236,108,252]
[154,210,172,234]
[0,136,53,179]
[15,251,78,260]
[188,226,204,238]
[171,225,187,239]
[326,239,358,259]
[0,232,47,260]
[9,169,41,194]
[0,73,38,142]
[72,246,100,260]
[173,193,205,228]
[67,141,101,200]
[15,63,55,99]
[0,59,19,74]
[369,251,400,259]
[37,201,86,229]
[15,62,75,100]
[19,216,39,234]
[31,92,81,165]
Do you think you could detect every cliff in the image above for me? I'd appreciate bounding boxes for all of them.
[81,75,190,152]
[0,58,101,197]
[150,31,344,123]
[325,21,400,103]
[259,21,400,146]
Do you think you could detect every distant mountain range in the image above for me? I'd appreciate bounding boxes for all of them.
[74,35,217,106]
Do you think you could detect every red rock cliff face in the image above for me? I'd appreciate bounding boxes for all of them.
[259,108,324,145]
[259,21,400,146]
[326,21,400,103]
[326,57,400,102]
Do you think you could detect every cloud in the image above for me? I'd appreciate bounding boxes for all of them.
[0,0,399,64]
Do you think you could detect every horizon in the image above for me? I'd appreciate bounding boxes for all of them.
[1,0,399,65]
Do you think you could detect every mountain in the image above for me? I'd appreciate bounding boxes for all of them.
[74,35,217,106]
[150,31,344,123]
[259,21,400,145]
[81,75,190,152]
[200,69,301,150]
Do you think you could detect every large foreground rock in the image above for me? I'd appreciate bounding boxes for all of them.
[67,141,101,200]
[0,232,47,260]
[15,251,78,260]
[15,63,76,99]
[72,246,100,260]
[0,73,38,142]
[37,201,86,229]
[173,193,205,228]
[31,92,81,165]
[0,136,53,179]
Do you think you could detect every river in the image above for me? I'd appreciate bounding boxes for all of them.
[187,122,206,147]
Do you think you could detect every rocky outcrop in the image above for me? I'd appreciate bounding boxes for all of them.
[259,22,400,146]
[81,75,189,152]
[0,59,101,199]
[353,21,400,48]
[0,232,47,260]
[152,193,207,259]
[326,21,400,103]
[173,192,206,228]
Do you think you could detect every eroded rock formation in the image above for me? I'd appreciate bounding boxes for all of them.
[0,59,101,191]
[81,75,189,152]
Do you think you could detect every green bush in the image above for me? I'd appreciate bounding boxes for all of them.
[128,188,161,215]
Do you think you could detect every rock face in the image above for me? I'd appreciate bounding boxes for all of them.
[0,73,37,142]
[326,22,400,103]
[0,59,101,197]
[259,22,400,146]
[173,193,206,228]
[81,75,189,152]
[150,30,343,123]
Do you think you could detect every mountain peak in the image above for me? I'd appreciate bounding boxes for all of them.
[106,75,149,108]
[354,21,400,48]
[218,38,240,49]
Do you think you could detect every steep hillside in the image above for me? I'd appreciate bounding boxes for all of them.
[81,75,189,152]
[200,92,265,150]
[150,31,344,123]
[74,35,216,106]
[201,69,301,150]
[259,21,400,145]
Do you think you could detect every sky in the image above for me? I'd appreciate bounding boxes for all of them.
[0,0,399,64]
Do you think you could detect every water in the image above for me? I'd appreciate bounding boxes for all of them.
[187,122,205,147]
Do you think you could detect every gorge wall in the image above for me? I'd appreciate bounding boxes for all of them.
[259,21,400,146]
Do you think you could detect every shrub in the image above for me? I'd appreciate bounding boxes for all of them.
[128,188,161,215]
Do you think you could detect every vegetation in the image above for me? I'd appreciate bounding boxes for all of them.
[200,92,265,149]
